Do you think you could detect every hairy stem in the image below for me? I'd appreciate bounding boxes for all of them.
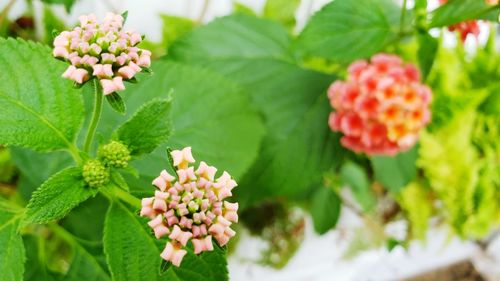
[83,79,103,153]
[114,186,141,208]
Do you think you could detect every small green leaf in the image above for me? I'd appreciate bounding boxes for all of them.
[110,170,129,191]
[417,33,439,81]
[0,38,84,152]
[296,0,401,62]
[116,98,172,156]
[310,187,341,234]
[340,162,376,212]
[263,0,301,31]
[106,92,126,115]
[0,208,25,281]
[121,11,129,23]
[25,167,98,225]
[430,0,500,27]
[232,3,256,15]
[104,201,160,281]
[371,146,418,193]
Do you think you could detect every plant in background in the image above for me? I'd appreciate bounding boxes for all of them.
[327,54,432,156]
[0,0,499,279]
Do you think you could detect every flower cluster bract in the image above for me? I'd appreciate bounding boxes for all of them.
[140,147,238,267]
[327,54,432,156]
[53,13,151,95]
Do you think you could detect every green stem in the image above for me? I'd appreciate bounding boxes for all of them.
[83,79,103,153]
[400,0,408,35]
[115,187,141,208]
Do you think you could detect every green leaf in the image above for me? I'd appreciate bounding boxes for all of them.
[63,245,110,281]
[296,0,400,62]
[40,0,76,12]
[310,187,341,234]
[371,146,419,193]
[116,98,172,157]
[430,0,500,27]
[110,170,129,191]
[417,33,439,81]
[42,5,66,44]
[61,195,109,242]
[23,235,61,281]
[10,147,73,200]
[340,162,376,212]
[0,38,84,152]
[168,14,343,207]
[263,0,300,31]
[163,246,228,281]
[232,3,256,16]
[160,15,195,51]
[169,13,294,63]
[98,61,265,182]
[25,167,97,224]
[106,92,126,115]
[0,208,25,281]
[104,201,160,281]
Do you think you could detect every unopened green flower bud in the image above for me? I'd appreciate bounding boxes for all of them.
[83,159,109,188]
[98,141,131,168]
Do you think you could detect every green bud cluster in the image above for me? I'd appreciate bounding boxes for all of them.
[98,141,131,168]
[83,159,109,188]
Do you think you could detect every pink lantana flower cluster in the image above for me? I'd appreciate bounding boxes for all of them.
[53,13,151,95]
[328,54,432,156]
[140,147,238,267]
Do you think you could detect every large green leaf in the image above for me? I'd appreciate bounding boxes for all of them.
[310,187,341,234]
[371,146,418,193]
[104,201,160,281]
[430,0,500,27]
[96,61,265,185]
[169,13,294,63]
[0,38,83,152]
[169,14,344,207]
[25,167,97,224]
[116,99,172,157]
[0,207,25,281]
[296,0,400,62]
[10,147,73,201]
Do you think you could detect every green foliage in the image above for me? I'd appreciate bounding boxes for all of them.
[0,38,83,152]
[397,182,432,239]
[418,111,496,237]
[105,92,126,115]
[340,162,376,212]
[310,187,341,234]
[430,0,500,27]
[98,61,265,185]
[371,146,418,193]
[169,13,343,207]
[116,99,172,157]
[10,148,73,200]
[417,33,439,81]
[296,0,401,62]
[0,206,25,281]
[25,167,97,224]
[263,0,300,31]
[40,0,77,12]
[104,201,160,281]
[42,6,65,44]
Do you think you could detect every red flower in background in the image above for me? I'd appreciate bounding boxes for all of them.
[327,54,432,156]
